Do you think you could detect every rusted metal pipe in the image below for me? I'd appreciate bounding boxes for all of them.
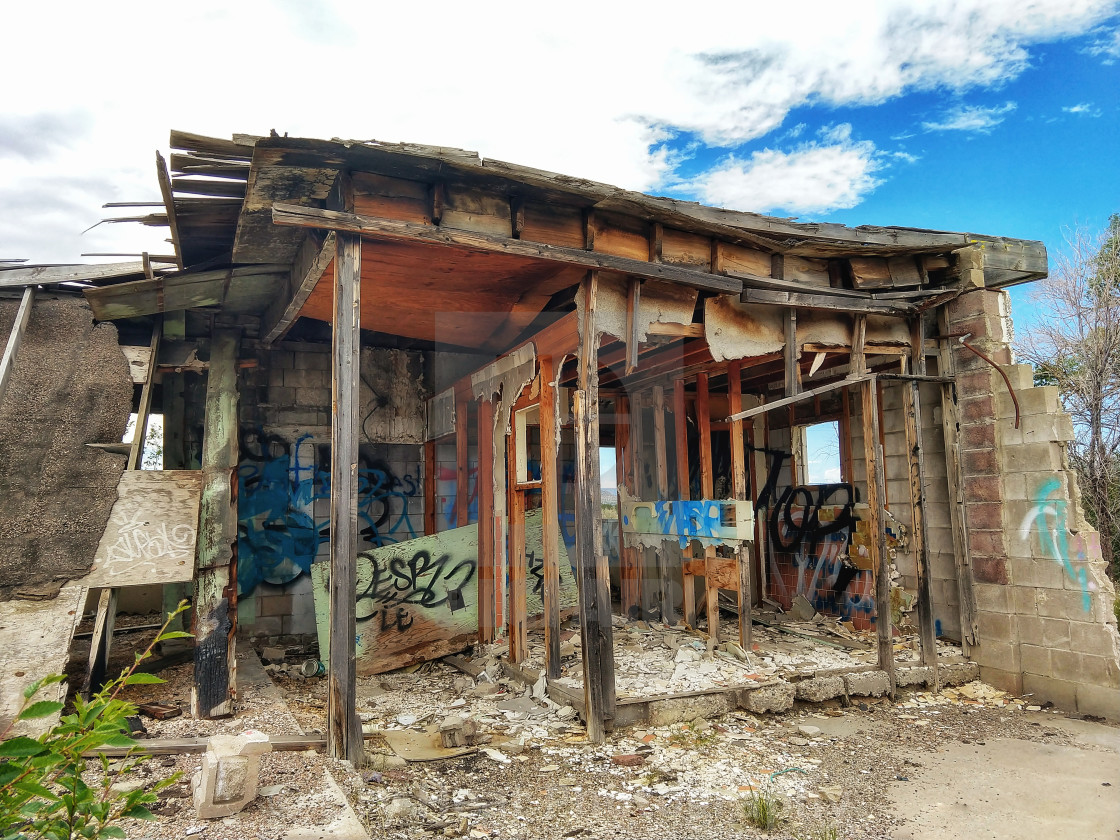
[940,331,1021,429]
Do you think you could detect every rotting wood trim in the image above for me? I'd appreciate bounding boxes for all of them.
[0,261,154,289]
[727,361,752,650]
[327,232,363,763]
[539,355,562,678]
[261,231,337,345]
[477,397,496,644]
[673,379,697,630]
[127,321,162,471]
[652,386,673,625]
[271,204,742,295]
[156,151,185,270]
[740,287,917,316]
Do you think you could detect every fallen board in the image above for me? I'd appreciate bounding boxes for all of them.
[312,509,579,675]
[83,470,203,587]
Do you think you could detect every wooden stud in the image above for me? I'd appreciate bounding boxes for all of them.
[430,182,446,225]
[511,196,526,239]
[624,279,642,375]
[901,329,938,680]
[456,396,469,528]
[649,222,663,263]
[128,320,162,471]
[630,392,652,619]
[616,394,640,617]
[539,356,562,678]
[477,398,496,643]
[937,308,978,652]
[507,428,528,664]
[262,231,337,345]
[0,286,35,409]
[651,386,675,625]
[81,588,119,701]
[784,309,801,397]
[192,328,240,720]
[423,440,436,535]
[852,314,868,375]
[327,232,362,762]
[727,361,752,650]
[860,375,895,695]
[673,379,696,629]
[725,374,874,423]
[575,272,615,742]
[583,209,597,251]
[696,373,718,647]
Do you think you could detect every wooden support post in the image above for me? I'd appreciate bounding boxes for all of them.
[860,375,895,694]
[539,356,562,678]
[477,398,496,643]
[674,379,696,629]
[902,321,938,680]
[696,372,718,647]
[327,232,362,763]
[192,327,241,719]
[616,394,640,618]
[575,273,615,742]
[937,309,978,652]
[784,309,801,397]
[727,361,752,650]
[631,392,654,620]
[128,320,162,471]
[0,286,35,408]
[423,440,436,535]
[625,279,642,375]
[456,395,469,527]
[652,385,674,625]
[81,588,118,700]
[507,428,528,664]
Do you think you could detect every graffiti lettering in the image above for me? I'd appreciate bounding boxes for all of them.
[356,550,476,614]
[1019,478,1093,611]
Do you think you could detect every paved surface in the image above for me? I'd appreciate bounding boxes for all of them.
[888,712,1120,839]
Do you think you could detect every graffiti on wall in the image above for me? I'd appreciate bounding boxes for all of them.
[312,508,579,674]
[620,492,755,549]
[1019,477,1093,611]
[237,429,420,595]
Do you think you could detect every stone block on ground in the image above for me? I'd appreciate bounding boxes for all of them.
[739,682,795,714]
[895,666,934,688]
[844,670,891,698]
[793,675,846,702]
[192,730,272,819]
[938,661,980,686]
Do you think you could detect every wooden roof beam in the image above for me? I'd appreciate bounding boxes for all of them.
[260,231,336,345]
[271,204,743,296]
[156,151,184,270]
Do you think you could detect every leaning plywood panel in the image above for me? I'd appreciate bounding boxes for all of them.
[312,510,579,675]
[0,297,132,602]
[83,471,204,588]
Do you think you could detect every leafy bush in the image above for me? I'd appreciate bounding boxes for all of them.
[0,603,190,839]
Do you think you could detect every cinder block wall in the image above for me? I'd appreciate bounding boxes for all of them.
[949,287,1120,718]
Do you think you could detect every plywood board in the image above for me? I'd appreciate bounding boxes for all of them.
[84,470,203,587]
[312,509,579,675]
[620,489,755,549]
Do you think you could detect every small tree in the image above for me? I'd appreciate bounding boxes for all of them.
[1018,217,1120,579]
[0,604,190,839]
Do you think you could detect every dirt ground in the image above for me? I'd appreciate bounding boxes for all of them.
[63,615,1120,840]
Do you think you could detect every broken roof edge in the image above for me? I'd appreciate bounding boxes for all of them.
[244,134,1046,262]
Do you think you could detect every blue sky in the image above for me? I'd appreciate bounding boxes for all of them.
[2,0,1118,334]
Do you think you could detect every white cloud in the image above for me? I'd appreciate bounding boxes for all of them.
[684,125,885,215]
[1063,102,1103,115]
[922,102,1018,132]
[1,0,1117,261]
[1083,25,1120,61]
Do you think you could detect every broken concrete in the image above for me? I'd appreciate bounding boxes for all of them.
[192,730,272,819]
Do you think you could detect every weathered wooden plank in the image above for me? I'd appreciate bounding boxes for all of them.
[784,309,800,398]
[327,232,362,762]
[271,204,743,295]
[740,287,915,316]
[507,428,528,664]
[128,321,162,471]
[456,395,469,528]
[0,286,35,408]
[575,273,615,742]
[423,440,436,536]
[81,588,118,701]
[625,279,641,374]
[696,373,719,646]
[860,375,895,694]
[900,334,938,680]
[539,355,562,679]
[156,151,185,270]
[673,379,696,629]
[84,471,203,588]
[725,374,873,422]
[261,231,336,344]
[727,361,752,650]
[193,328,240,719]
[476,398,496,643]
[652,385,674,624]
[0,262,148,289]
[615,394,638,617]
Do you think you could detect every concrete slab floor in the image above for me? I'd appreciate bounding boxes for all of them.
[887,712,1120,839]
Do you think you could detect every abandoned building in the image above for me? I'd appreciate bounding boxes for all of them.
[1,130,1117,765]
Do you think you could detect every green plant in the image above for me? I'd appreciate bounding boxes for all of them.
[741,783,784,831]
[794,823,841,840]
[0,603,191,839]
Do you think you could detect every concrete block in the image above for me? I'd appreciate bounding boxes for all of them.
[972,556,1009,585]
[895,666,934,687]
[257,594,292,617]
[977,611,1014,643]
[1003,442,1064,475]
[260,646,286,664]
[938,661,980,686]
[1001,472,1026,503]
[296,386,329,407]
[739,682,795,714]
[1075,683,1120,722]
[972,583,1009,613]
[1078,654,1120,689]
[650,691,736,725]
[1020,644,1052,676]
[1011,586,1039,616]
[965,501,1003,531]
[1015,385,1062,416]
[1036,589,1092,619]
[974,640,1020,673]
[844,670,890,697]
[793,675,846,702]
[960,422,996,451]
[1069,622,1120,658]
[247,616,282,637]
[978,667,1022,695]
[1016,615,1071,649]
[192,731,271,819]
[1022,673,1078,713]
[1011,558,1066,591]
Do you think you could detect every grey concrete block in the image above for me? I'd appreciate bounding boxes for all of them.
[793,676,846,702]
[739,682,795,714]
[938,661,980,686]
[844,670,891,697]
[895,666,934,688]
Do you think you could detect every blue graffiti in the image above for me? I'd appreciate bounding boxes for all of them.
[1019,477,1091,611]
[651,500,724,548]
[237,431,419,595]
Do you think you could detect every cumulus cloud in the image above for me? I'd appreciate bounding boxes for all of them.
[922,102,1018,132]
[683,125,886,215]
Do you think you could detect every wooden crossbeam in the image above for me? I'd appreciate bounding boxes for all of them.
[261,231,337,345]
[725,374,874,423]
[0,286,35,407]
[271,204,743,295]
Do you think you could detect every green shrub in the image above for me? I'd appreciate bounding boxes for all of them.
[741,783,784,831]
[0,603,190,839]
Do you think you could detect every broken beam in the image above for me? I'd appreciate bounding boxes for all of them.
[725,374,875,423]
[261,231,337,345]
